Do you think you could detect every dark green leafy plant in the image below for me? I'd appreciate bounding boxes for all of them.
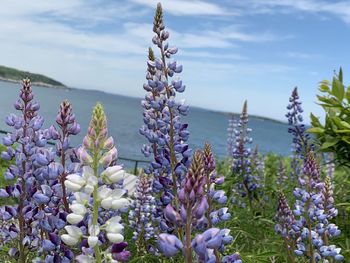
[309,68,350,166]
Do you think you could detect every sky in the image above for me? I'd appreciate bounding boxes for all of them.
[0,0,350,122]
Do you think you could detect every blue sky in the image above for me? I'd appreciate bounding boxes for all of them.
[0,0,349,122]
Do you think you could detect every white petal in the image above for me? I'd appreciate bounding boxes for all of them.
[82,166,94,178]
[101,165,123,177]
[74,192,90,204]
[106,222,124,234]
[65,226,83,238]
[111,189,126,199]
[88,236,99,248]
[88,224,100,236]
[67,213,84,224]
[66,174,86,186]
[98,186,112,200]
[61,234,79,246]
[107,170,125,183]
[106,233,124,243]
[111,198,130,210]
[101,197,113,209]
[70,203,87,216]
[65,181,83,192]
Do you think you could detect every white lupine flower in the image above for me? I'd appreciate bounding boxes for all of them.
[88,236,99,248]
[74,192,90,205]
[105,216,124,233]
[101,165,124,184]
[101,197,113,209]
[67,213,84,224]
[88,224,100,248]
[76,255,94,263]
[61,234,79,246]
[65,174,86,191]
[98,186,112,200]
[61,226,82,245]
[112,198,130,210]
[70,202,87,216]
[106,233,124,243]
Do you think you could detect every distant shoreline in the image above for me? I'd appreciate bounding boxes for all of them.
[0,77,68,90]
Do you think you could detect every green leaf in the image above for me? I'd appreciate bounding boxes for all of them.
[321,139,339,149]
[310,113,322,127]
[339,67,343,83]
[308,127,324,134]
[332,77,345,101]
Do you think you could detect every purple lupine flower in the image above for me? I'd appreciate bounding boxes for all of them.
[227,114,236,157]
[231,101,259,207]
[292,152,343,262]
[276,159,288,188]
[274,191,297,262]
[0,79,72,262]
[128,174,156,255]
[139,3,191,230]
[62,103,130,262]
[286,87,312,181]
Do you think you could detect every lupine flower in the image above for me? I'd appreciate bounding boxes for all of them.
[139,3,191,230]
[61,103,130,262]
[0,79,73,262]
[203,143,230,228]
[276,159,288,188]
[159,150,237,262]
[286,87,312,180]
[292,152,343,262]
[227,114,236,157]
[46,100,81,211]
[128,174,156,255]
[231,101,259,207]
[275,191,297,262]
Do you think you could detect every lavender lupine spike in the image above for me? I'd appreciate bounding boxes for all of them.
[277,159,288,188]
[292,152,343,262]
[203,143,231,262]
[128,173,156,255]
[159,150,239,263]
[275,191,297,262]
[139,3,191,222]
[227,114,236,157]
[62,103,130,263]
[286,87,312,180]
[231,101,259,207]
[0,79,73,262]
[46,100,81,211]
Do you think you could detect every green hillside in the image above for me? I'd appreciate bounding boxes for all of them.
[0,65,65,87]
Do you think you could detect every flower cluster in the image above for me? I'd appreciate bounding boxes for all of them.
[227,114,236,157]
[62,103,130,262]
[276,159,288,188]
[292,153,343,262]
[275,191,297,262]
[231,101,259,206]
[203,143,230,227]
[158,150,240,262]
[128,174,156,255]
[139,3,191,213]
[0,79,76,262]
[286,87,311,180]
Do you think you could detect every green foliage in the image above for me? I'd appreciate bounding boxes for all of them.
[0,65,65,87]
[309,68,350,166]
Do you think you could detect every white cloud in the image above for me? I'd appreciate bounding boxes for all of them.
[130,0,232,16]
[234,0,350,24]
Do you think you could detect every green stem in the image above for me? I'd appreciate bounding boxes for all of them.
[185,203,193,263]
[92,150,102,263]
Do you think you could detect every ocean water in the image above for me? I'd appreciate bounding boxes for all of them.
[0,81,292,168]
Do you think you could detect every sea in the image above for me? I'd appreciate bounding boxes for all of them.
[0,81,292,168]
